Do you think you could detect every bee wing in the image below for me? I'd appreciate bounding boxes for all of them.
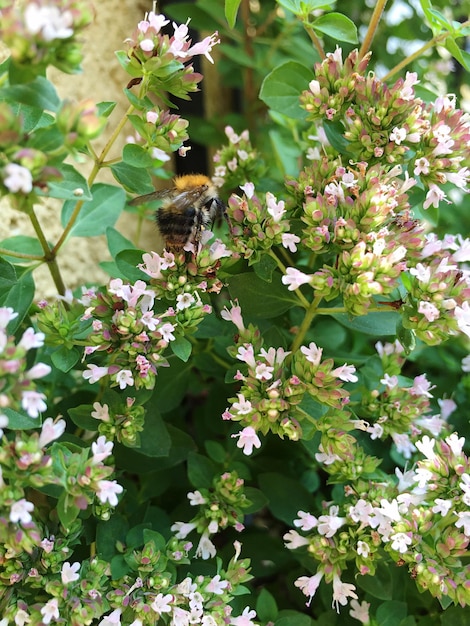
[169,186,209,213]
[128,188,174,206]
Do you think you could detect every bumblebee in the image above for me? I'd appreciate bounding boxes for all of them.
[129,174,227,251]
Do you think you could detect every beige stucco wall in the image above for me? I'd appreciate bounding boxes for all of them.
[1,1,155,297]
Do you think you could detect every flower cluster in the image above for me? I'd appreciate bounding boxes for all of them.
[222,303,359,450]
[287,433,470,611]
[0,307,50,420]
[56,98,108,152]
[0,0,94,75]
[300,48,470,209]
[122,11,220,100]
[401,235,470,345]
[212,126,264,190]
[171,471,251,560]
[227,184,299,264]
[90,396,145,448]
[126,107,190,163]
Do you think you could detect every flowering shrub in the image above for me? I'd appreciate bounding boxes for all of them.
[1,0,470,625]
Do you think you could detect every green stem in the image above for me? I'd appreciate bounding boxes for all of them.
[315,304,399,315]
[291,294,323,353]
[28,206,67,295]
[359,0,389,58]
[53,102,135,256]
[305,24,326,60]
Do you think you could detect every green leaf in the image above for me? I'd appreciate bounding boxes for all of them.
[0,269,35,332]
[227,272,299,318]
[61,183,126,237]
[273,610,314,626]
[27,125,64,152]
[138,413,172,458]
[0,258,17,293]
[57,491,80,527]
[356,560,393,600]
[97,101,117,118]
[68,404,99,431]
[269,128,302,177]
[114,250,148,282]
[171,335,192,362]
[243,487,269,514]
[106,227,137,257]
[51,346,80,372]
[111,161,154,195]
[96,515,128,560]
[260,61,315,120]
[122,143,154,168]
[376,601,408,626]
[0,76,60,112]
[332,310,400,336]
[150,358,191,414]
[188,452,217,489]
[253,253,278,282]
[225,0,242,27]
[445,38,470,71]
[45,163,92,201]
[3,407,40,430]
[277,0,334,14]
[311,13,358,44]
[258,472,312,524]
[256,588,278,624]
[322,120,351,154]
[0,236,44,264]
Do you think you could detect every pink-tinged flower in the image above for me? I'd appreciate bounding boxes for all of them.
[294,571,324,607]
[438,398,457,419]
[159,322,176,342]
[61,561,80,585]
[170,521,197,538]
[455,512,470,536]
[418,301,440,322]
[282,233,301,252]
[317,505,346,537]
[38,418,66,447]
[115,369,134,390]
[232,426,262,455]
[10,498,34,524]
[315,443,341,465]
[195,534,217,559]
[389,126,407,145]
[423,185,450,209]
[236,344,256,368]
[409,263,431,283]
[25,362,51,379]
[332,363,358,382]
[41,598,60,624]
[230,607,258,626]
[390,531,412,553]
[186,32,220,63]
[19,327,45,349]
[176,292,195,311]
[254,363,274,381]
[332,576,358,613]
[91,402,110,422]
[349,599,371,624]
[140,38,154,52]
[83,364,108,384]
[294,510,318,531]
[187,490,206,505]
[206,574,229,595]
[240,181,255,198]
[91,435,114,464]
[381,373,398,389]
[41,537,55,553]
[409,374,434,398]
[99,609,122,626]
[0,306,18,329]
[21,390,47,418]
[266,192,286,222]
[300,342,323,366]
[221,301,245,331]
[282,267,312,291]
[283,529,310,549]
[147,12,170,32]
[210,239,232,260]
[455,302,470,338]
[3,163,33,193]
[151,147,171,162]
[445,433,465,455]
[232,393,253,415]
[151,593,173,615]
[96,480,123,506]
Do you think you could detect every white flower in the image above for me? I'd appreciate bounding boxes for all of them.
[349,599,371,624]
[188,490,206,505]
[300,342,323,366]
[38,418,66,447]
[231,426,261,455]
[283,529,310,549]
[390,532,412,553]
[317,505,346,537]
[61,561,80,584]
[432,498,453,516]
[96,480,123,506]
[21,390,47,418]
[281,233,301,252]
[83,364,109,384]
[19,327,45,349]
[356,540,370,558]
[40,598,60,624]
[293,510,318,531]
[232,393,253,415]
[266,192,286,222]
[176,292,195,310]
[99,609,122,626]
[195,534,217,559]
[294,571,324,607]
[455,511,470,536]
[10,498,34,524]
[205,574,229,595]
[281,267,312,291]
[115,369,134,390]
[332,575,358,613]
[91,435,114,464]
[230,607,258,626]
[3,163,33,193]
[151,593,173,615]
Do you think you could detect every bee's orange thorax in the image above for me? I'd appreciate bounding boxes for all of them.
[173,174,210,191]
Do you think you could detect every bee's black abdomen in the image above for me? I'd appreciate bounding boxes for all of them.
[156,206,198,248]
